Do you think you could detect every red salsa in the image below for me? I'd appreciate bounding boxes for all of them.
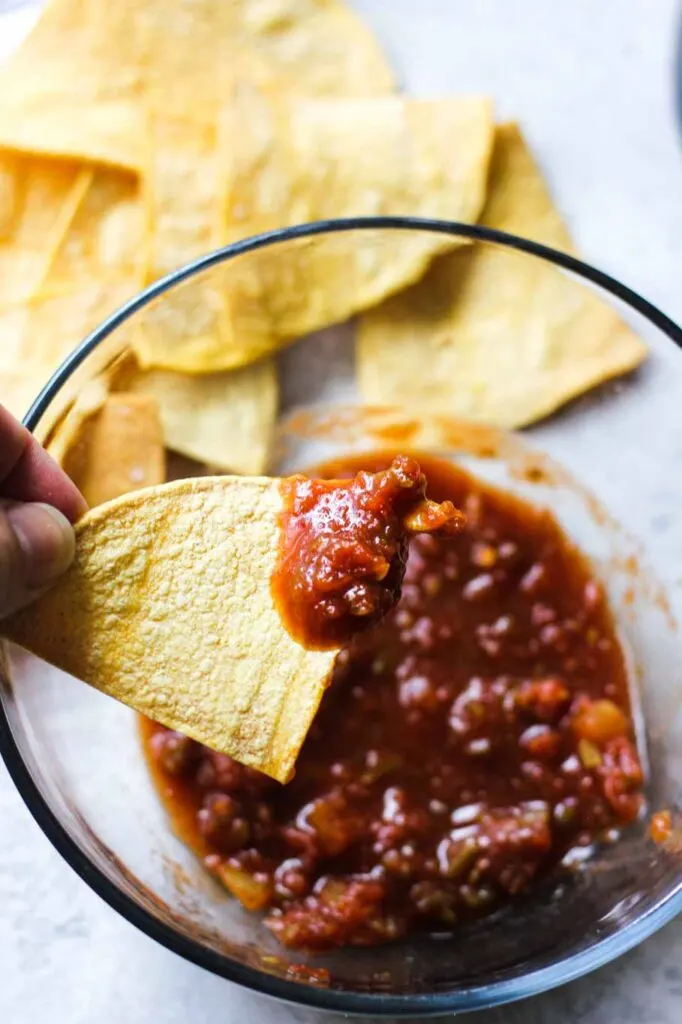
[141,452,644,951]
[272,455,464,648]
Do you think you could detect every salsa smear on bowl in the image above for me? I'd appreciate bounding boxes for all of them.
[142,452,644,952]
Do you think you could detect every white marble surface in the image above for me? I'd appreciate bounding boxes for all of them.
[3,0,682,1020]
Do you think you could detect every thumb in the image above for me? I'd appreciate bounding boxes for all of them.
[0,501,76,619]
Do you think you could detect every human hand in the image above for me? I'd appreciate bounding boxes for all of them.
[0,405,86,619]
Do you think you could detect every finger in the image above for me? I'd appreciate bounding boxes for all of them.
[0,405,86,522]
[0,501,76,619]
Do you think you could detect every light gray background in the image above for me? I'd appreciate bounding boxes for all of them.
[2,1,682,1021]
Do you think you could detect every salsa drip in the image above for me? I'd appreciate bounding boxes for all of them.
[142,452,644,952]
[271,455,465,648]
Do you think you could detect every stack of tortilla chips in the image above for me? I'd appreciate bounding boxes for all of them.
[0,0,645,500]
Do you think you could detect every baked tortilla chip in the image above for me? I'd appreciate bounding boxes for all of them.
[0,0,392,375]
[357,123,647,427]
[0,159,140,423]
[132,115,237,373]
[0,0,393,169]
[49,392,165,506]
[126,360,278,476]
[0,155,91,304]
[0,152,19,239]
[142,116,222,281]
[6,167,144,432]
[45,374,111,465]
[0,2,144,171]
[50,349,277,476]
[45,166,142,291]
[0,280,137,420]
[0,100,145,174]
[2,477,337,781]
[132,0,395,111]
[136,92,494,373]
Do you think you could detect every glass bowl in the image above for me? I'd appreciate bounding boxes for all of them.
[3,218,682,1017]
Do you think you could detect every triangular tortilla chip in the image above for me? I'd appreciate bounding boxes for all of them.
[0,164,144,430]
[0,279,137,420]
[44,374,111,467]
[124,360,278,476]
[0,0,394,387]
[0,152,19,239]
[130,0,395,111]
[46,348,277,478]
[0,155,91,304]
[61,348,276,475]
[45,166,142,291]
[0,100,145,174]
[2,477,337,782]
[132,114,238,373]
[357,123,647,427]
[49,392,166,506]
[0,3,144,171]
[0,0,394,169]
[135,92,494,373]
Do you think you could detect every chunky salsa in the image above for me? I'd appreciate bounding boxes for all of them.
[141,452,644,951]
[272,455,465,648]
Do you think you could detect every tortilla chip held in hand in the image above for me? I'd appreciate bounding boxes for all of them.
[2,477,337,783]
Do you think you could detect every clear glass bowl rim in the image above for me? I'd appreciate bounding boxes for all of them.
[3,216,682,1017]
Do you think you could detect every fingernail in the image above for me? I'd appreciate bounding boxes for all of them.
[6,502,76,589]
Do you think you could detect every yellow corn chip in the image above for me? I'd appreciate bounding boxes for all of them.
[135,92,494,373]
[2,477,337,781]
[6,166,143,432]
[0,152,19,239]
[45,166,142,291]
[131,0,395,108]
[0,100,145,174]
[0,0,393,381]
[0,279,137,420]
[0,0,393,170]
[49,392,165,506]
[0,155,91,304]
[0,1,144,171]
[142,117,222,281]
[132,115,234,373]
[357,123,647,427]
[126,361,278,476]
[44,347,277,477]
[44,374,111,465]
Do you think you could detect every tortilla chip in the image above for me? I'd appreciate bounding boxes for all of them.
[49,392,165,506]
[135,0,395,106]
[131,114,234,373]
[0,158,139,424]
[0,279,138,421]
[0,0,393,379]
[114,117,277,472]
[0,152,19,239]
[135,92,494,373]
[126,360,278,476]
[2,477,337,781]
[132,116,259,395]
[0,0,144,170]
[0,0,393,170]
[0,100,145,174]
[45,166,142,291]
[357,123,647,427]
[2,165,143,431]
[44,346,277,477]
[141,117,222,281]
[0,156,92,304]
[45,375,111,464]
